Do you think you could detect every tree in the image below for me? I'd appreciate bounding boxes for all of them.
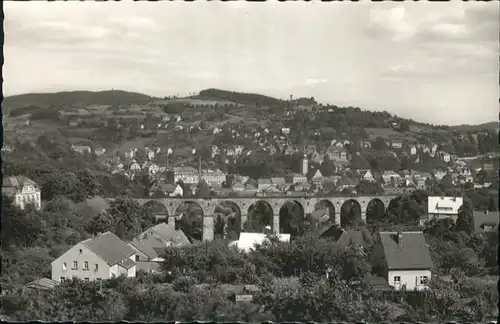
[456,198,474,235]
[106,198,143,240]
[319,157,336,177]
[2,196,45,248]
[86,211,113,235]
[196,180,211,197]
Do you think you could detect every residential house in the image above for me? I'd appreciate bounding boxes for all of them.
[284,146,296,155]
[373,231,433,291]
[309,151,324,164]
[381,171,402,187]
[202,169,226,186]
[229,233,290,253]
[212,127,222,135]
[324,147,348,162]
[69,119,80,127]
[439,151,452,163]
[161,115,171,122]
[306,144,317,154]
[433,170,447,181]
[336,230,372,254]
[2,176,42,210]
[232,181,245,192]
[51,231,136,283]
[94,147,106,156]
[129,223,190,273]
[71,145,92,155]
[142,161,160,176]
[357,169,375,182]
[281,128,291,135]
[360,140,372,149]
[129,160,142,172]
[473,211,499,233]
[124,148,138,159]
[430,144,438,157]
[391,141,403,149]
[308,169,324,184]
[170,184,184,197]
[336,175,358,191]
[149,182,175,197]
[402,175,417,188]
[234,145,244,157]
[1,145,13,153]
[145,148,155,160]
[244,179,258,192]
[409,145,417,155]
[285,173,308,185]
[173,166,199,184]
[270,177,287,190]
[427,196,463,222]
[257,178,273,191]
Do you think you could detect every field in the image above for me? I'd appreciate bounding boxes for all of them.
[365,125,433,141]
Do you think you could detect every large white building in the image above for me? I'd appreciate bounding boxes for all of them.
[173,166,199,184]
[51,232,136,283]
[427,196,464,222]
[2,176,41,210]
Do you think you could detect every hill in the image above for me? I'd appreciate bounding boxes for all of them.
[2,90,153,112]
[449,121,499,133]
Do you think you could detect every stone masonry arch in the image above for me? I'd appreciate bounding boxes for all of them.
[110,195,397,240]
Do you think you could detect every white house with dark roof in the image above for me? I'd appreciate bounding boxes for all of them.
[2,176,41,210]
[51,232,136,283]
[427,196,463,222]
[373,231,433,291]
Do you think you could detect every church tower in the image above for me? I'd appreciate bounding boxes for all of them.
[300,151,308,175]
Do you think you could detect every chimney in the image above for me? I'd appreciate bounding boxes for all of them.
[396,231,403,246]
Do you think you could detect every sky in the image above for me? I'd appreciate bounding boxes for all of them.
[4,1,499,125]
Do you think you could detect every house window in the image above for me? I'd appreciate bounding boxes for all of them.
[394,276,401,283]
[60,277,66,282]
[79,249,83,254]
[62,262,67,271]
[84,261,89,270]
[84,278,89,282]
[419,276,428,285]
[135,255,140,261]
[72,261,78,269]
[95,264,99,271]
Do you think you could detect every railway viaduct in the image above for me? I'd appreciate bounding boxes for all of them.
[109,195,398,241]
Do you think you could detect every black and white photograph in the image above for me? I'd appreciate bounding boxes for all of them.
[1,1,499,322]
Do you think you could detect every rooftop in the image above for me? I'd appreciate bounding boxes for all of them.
[81,231,135,266]
[379,231,433,270]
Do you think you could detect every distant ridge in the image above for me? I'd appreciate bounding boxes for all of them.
[3,90,153,111]
[449,121,499,132]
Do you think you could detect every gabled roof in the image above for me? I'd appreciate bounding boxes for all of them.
[271,177,286,185]
[130,223,190,259]
[25,278,60,291]
[473,211,499,232]
[3,176,38,189]
[337,230,370,249]
[257,178,272,185]
[379,231,433,270]
[81,232,135,266]
[428,196,463,214]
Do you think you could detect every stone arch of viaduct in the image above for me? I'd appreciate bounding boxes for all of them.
[118,195,397,241]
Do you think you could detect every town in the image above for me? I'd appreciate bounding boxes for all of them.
[2,1,499,322]
[2,88,499,322]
